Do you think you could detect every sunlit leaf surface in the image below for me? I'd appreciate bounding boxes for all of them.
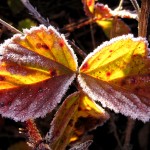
[82,0,95,15]
[78,34,150,122]
[46,91,109,150]
[0,25,77,121]
[94,4,131,38]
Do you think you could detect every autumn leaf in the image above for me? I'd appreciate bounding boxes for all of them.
[82,1,136,37]
[82,1,137,19]
[46,91,109,150]
[82,0,95,16]
[0,25,77,121]
[94,4,131,38]
[96,18,130,38]
[78,34,150,122]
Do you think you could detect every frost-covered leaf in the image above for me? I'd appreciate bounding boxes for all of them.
[0,25,77,121]
[46,91,109,150]
[82,1,137,19]
[94,4,131,38]
[94,3,137,20]
[82,2,136,37]
[82,0,95,16]
[78,34,150,122]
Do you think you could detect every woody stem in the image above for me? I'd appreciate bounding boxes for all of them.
[138,0,150,37]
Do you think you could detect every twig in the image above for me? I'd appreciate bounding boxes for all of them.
[110,114,123,149]
[130,0,140,15]
[138,0,150,37]
[0,18,22,34]
[20,0,49,27]
[115,0,124,11]
[123,118,135,150]
[68,40,87,58]
[61,17,97,32]
[90,22,96,49]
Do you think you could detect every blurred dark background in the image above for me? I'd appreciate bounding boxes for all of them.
[0,0,149,150]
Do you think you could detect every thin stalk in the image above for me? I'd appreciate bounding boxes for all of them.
[116,0,124,10]
[110,114,123,149]
[130,0,140,14]
[123,118,135,150]
[0,18,22,34]
[68,40,87,58]
[90,23,96,49]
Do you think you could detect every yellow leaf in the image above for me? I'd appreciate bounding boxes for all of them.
[46,91,109,150]
[96,18,131,38]
[0,25,77,121]
[78,34,150,122]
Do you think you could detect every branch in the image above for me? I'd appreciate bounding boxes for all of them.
[0,18,22,34]
[123,118,135,150]
[68,40,87,58]
[138,0,150,37]
[130,0,140,15]
[20,0,49,26]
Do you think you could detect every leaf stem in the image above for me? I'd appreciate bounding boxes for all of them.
[68,40,87,58]
[110,114,123,149]
[90,22,96,49]
[116,0,124,11]
[123,118,135,150]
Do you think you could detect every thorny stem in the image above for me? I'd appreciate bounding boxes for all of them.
[20,0,49,27]
[138,0,150,37]
[0,18,22,34]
